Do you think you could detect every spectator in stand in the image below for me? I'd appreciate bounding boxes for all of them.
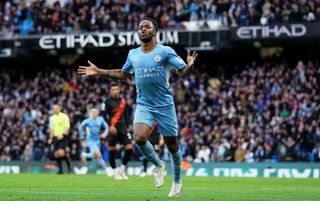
[1,0,320,36]
[0,60,320,163]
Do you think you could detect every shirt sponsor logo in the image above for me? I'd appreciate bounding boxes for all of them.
[136,66,163,78]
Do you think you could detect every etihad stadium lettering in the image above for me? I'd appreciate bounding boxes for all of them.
[236,24,307,39]
[39,31,179,49]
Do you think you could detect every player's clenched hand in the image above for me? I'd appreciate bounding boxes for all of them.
[109,126,118,135]
[100,133,107,139]
[186,50,198,66]
[78,60,99,78]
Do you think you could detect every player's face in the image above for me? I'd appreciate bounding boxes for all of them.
[138,20,156,43]
[53,105,61,114]
[110,86,120,99]
[90,109,99,119]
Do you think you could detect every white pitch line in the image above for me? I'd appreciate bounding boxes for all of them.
[0,187,211,191]
[0,190,175,199]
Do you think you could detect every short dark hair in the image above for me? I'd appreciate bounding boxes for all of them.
[110,82,120,88]
[141,18,159,32]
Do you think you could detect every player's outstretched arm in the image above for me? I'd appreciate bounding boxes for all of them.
[78,60,131,80]
[179,50,198,76]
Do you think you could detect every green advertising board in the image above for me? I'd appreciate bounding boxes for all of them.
[0,161,319,178]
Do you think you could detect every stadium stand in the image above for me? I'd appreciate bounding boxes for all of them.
[0,0,320,163]
[0,60,319,162]
[0,0,320,36]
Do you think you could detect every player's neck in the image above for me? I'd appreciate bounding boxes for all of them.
[141,40,157,53]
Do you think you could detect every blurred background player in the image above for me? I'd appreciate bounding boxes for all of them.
[78,108,108,172]
[140,122,164,177]
[48,104,71,174]
[101,83,133,180]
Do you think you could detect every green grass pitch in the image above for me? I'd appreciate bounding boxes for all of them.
[0,174,319,201]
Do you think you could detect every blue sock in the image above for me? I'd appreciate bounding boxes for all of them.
[137,141,161,167]
[97,157,107,169]
[85,152,94,159]
[169,149,182,183]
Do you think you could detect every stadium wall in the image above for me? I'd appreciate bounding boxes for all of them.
[0,162,319,179]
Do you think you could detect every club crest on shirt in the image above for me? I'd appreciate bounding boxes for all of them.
[154,55,161,62]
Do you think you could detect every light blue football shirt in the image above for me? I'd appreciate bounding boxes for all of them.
[78,116,108,141]
[122,44,186,108]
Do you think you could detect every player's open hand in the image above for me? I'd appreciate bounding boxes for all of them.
[78,60,99,78]
[187,50,198,66]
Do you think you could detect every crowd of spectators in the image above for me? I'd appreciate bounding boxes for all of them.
[0,60,320,163]
[176,60,320,163]
[0,0,320,37]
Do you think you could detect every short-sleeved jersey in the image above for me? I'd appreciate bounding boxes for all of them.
[78,116,109,141]
[49,112,70,137]
[122,44,186,108]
